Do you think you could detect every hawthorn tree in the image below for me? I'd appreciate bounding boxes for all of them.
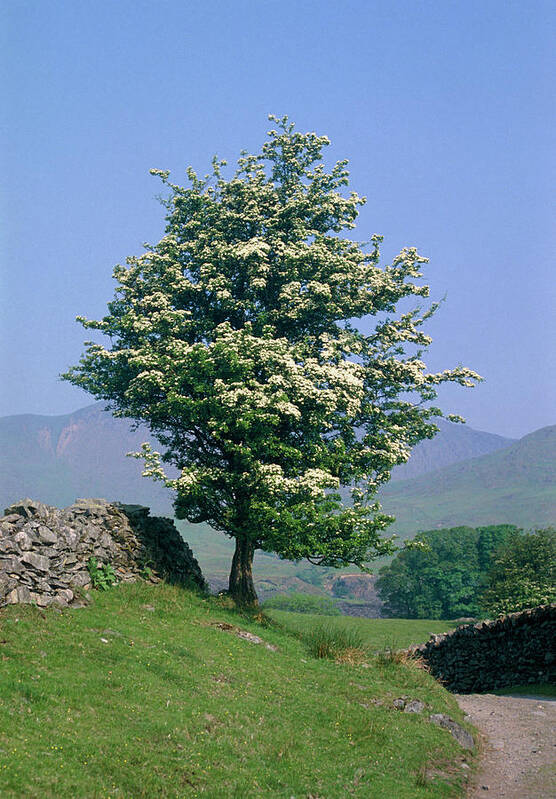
[64,116,479,605]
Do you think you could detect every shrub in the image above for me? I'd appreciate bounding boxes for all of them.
[376,524,518,618]
[263,592,340,615]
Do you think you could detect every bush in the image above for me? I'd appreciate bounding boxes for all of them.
[87,557,117,591]
[262,592,340,615]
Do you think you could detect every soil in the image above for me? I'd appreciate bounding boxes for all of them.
[455,693,556,798]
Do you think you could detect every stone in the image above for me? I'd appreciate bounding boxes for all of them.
[404,700,425,714]
[70,571,92,588]
[21,552,50,573]
[429,714,475,749]
[37,525,58,544]
[6,588,19,604]
[13,531,33,551]
[16,585,32,603]
[0,557,23,574]
[1,498,207,608]
[4,499,49,520]
[54,589,74,605]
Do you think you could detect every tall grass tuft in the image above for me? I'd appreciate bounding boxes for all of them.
[302,624,366,660]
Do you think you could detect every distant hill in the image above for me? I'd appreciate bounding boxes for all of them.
[1,405,552,588]
[379,425,556,537]
[0,404,175,514]
[389,418,514,481]
[0,403,513,511]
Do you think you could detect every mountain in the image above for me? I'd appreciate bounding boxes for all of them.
[0,404,175,514]
[389,418,514,481]
[378,425,556,537]
[0,403,514,511]
[1,404,553,590]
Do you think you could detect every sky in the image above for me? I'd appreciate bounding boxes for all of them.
[1,0,554,439]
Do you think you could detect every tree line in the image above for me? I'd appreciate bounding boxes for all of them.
[376,525,556,619]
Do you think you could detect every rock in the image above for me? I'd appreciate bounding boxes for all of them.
[393,698,406,710]
[407,605,555,693]
[404,700,425,714]
[235,630,265,645]
[21,552,50,573]
[429,714,475,749]
[37,526,58,544]
[0,498,207,608]
[13,531,33,551]
[55,588,74,605]
[4,499,49,520]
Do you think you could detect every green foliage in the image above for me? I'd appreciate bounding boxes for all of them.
[480,528,556,615]
[376,525,518,619]
[262,592,340,615]
[331,578,352,597]
[63,115,478,601]
[86,556,118,591]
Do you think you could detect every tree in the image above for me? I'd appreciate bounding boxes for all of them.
[376,525,518,619]
[480,528,556,615]
[63,116,479,604]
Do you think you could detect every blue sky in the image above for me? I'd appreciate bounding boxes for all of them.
[2,0,554,438]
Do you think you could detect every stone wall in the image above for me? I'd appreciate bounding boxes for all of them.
[0,498,207,607]
[410,605,555,692]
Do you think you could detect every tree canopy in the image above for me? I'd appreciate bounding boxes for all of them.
[480,528,556,616]
[376,525,518,619]
[64,116,479,604]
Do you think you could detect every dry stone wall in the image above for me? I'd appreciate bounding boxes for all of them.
[410,605,555,692]
[0,498,207,608]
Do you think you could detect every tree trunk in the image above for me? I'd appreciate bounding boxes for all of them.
[228,537,258,606]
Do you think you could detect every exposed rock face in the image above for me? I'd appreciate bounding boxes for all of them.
[330,573,384,618]
[0,498,207,608]
[409,605,556,692]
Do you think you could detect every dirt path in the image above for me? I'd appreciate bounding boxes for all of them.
[454,693,556,798]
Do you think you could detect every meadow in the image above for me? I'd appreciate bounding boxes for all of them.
[0,582,474,798]
[266,610,457,652]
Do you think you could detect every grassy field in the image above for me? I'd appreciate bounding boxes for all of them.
[266,610,458,651]
[0,583,475,798]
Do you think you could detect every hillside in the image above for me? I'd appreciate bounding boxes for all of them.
[0,581,473,798]
[379,425,556,537]
[0,404,513,512]
[0,405,551,593]
[389,418,514,481]
[0,404,175,514]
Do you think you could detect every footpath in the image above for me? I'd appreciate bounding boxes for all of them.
[455,693,555,798]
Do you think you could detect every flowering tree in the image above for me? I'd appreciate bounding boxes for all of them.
[64,116,479,604]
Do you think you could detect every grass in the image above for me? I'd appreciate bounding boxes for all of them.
[300,624,366,661]
[266,610,458,652]
[493,683,556,698]
[0,582,475,798]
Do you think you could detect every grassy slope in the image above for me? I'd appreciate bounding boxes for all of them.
[267,610,457,651]
[379,425,556,538]
[0,583,474,799]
